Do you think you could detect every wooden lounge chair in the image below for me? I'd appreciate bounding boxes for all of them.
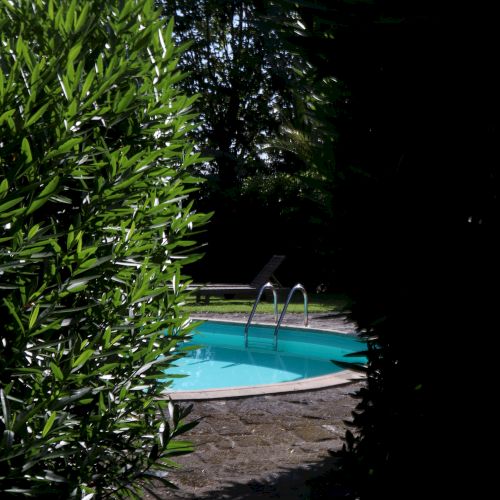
[193,255,286,304]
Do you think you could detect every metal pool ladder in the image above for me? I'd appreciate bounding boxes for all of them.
[244,282,278,348]
[273,283,308,350]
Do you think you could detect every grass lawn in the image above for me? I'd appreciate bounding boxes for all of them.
[182,293,351,315]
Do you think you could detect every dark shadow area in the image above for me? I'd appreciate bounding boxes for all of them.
[145,454,354,499]
[162,2,498,498]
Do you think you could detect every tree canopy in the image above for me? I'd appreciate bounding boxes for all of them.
[159,0,340,286]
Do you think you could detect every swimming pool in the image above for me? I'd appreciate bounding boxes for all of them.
[163,320,366,399]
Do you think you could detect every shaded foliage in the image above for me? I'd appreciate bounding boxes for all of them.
[0,0,208,497]
[279,0,499,497]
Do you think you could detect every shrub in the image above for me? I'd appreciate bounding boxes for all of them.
[0,0,208,497]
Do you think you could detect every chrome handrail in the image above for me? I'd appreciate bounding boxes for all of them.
[244,282,278,347]
[273,283,308,350]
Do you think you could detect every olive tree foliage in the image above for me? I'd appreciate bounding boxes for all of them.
[0,0,208,497]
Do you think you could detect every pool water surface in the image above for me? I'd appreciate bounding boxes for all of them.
[164,321,366,392]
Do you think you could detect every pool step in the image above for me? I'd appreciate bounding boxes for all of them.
[246,337,275,350]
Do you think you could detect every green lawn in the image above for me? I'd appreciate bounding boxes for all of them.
[182,293,351,314]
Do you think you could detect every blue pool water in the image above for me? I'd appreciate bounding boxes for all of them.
[164,321,366,392]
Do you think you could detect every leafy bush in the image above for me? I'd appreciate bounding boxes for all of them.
[0,0,208,497]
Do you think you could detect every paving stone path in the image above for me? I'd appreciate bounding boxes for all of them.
[144,313,363,499]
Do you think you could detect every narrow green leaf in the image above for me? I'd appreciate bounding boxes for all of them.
[112,172,142,192]
[172,419,199,437]
[73,255,113,276]
[0,178,8,197]
[165,440,194,453]
[0,196,23,213]
[67,42,82,64]
[0,109,15,126]
[28,303,40,329]
[164,17,174,48]
[49,194,72,204]
[110,334,123,346]
[98,392,106,412]
[11,367,45,375]
[72,348,94,369]
[25,102,50,127]
[64,0,77,33]
[27,224,40,239]
[49,238,62,253]
[3,299,25,334]
[42,411,57,437]
[116,87,136,113]
[66,225,75,248]
[74,2,90,32]
[47,0,54,19]
[50,362,64,381]
[30,57,44,86]
[117,0,134,21]
[26,176,60,215]
[102,328,112,350]
[66,274,98,291]
[56,137,82,154]
[80,69,95,99]
[15,34,25,60]
[96,52,103,75]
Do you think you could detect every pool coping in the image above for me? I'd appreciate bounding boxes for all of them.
[161,316,365,400]
[189,315,358,335]
[162,369,364,400]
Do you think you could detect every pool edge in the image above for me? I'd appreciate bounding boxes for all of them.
[189,315,358,335]
[161,369,364,401]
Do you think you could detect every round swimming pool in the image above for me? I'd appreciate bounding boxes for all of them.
[163,320,366,399]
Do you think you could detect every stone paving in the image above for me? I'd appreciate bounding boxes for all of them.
[144,313,363,499]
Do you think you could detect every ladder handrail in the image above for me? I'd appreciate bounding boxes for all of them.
[244,282,278,347]
[273,283,308,350]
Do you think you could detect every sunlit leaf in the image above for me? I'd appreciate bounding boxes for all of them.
[25,102,50,127]
[0,196,24,213]
[42,412,57,437]
[50,362,64,381]
[28,304,40,330]
[26,176,60,215]
[72,349,94,369]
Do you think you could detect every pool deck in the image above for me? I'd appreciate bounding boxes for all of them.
[146,313,363,499]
